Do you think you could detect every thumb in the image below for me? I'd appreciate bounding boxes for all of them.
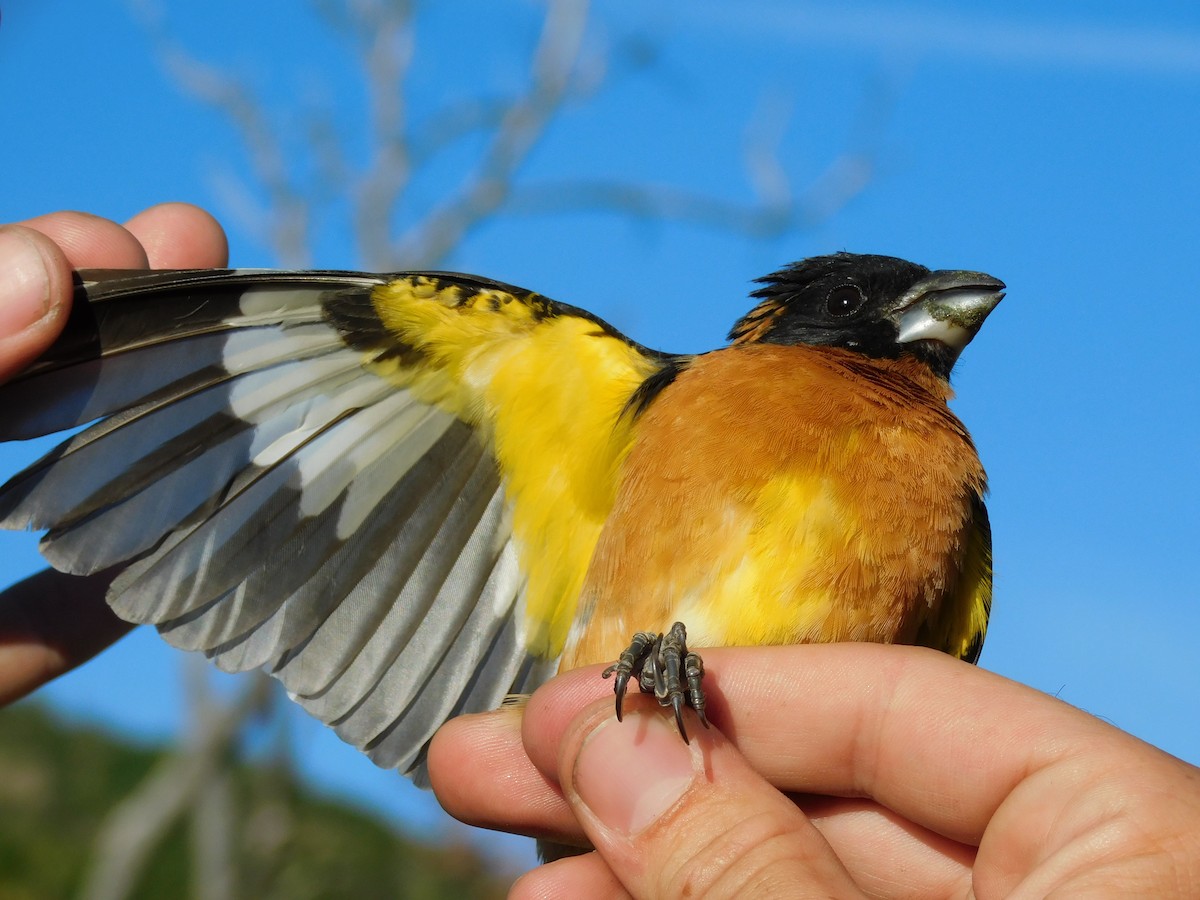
[0,224,73,382]
[549,697,866,899]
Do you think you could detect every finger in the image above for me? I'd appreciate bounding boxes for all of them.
[431,701,975,894]
[524,646,1136,847]
[522,660,619,773]
[18,210,150,269]
[522,671,967,896]
[691,644,1150,848]
[553,696,866,899]
[510,851,631,900]
[124,202,228,268]
[0,225,74,381]
[798,795,973,899]
[428,705,584,843]
[2,205,227,384]
[0,569,131,706]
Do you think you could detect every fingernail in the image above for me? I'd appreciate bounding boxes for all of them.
[572,710,697,836]
[0,228,53,336]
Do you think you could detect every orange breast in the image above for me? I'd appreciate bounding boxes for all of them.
[558,342,987,670]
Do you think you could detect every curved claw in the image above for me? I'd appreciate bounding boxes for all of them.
[602,622,707,742]
[613,672,630,721]
[672,692,690,744]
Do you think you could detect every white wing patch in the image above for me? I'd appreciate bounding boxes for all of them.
[0,269,553,778]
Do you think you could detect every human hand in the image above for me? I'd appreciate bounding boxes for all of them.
[430,644,1200,898]
[0,204,228,705]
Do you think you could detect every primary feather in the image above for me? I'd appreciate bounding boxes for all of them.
[0,254,1001,780]
[0,269,639,776]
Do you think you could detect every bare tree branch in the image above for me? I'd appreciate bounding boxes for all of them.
[78,670,269,900]
[129,0,314,266]
[386,0,592,268]
[744,90,794,211]
[350,0,417,268]
[499,79,888,238]
[187,661,237,900]
[133,0,887,273]
[502,180,790,235]
[190,769,236,900]
[103,3,893,888]
[407,97,513,168]
[169,62,312,266]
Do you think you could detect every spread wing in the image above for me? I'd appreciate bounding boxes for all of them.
[0,268,665,776]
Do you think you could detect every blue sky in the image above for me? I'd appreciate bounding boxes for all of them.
[2,0,1199,875]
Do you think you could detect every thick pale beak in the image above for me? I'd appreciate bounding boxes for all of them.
[893,270,1005,358]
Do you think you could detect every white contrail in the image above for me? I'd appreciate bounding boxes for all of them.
[679,2,1200,76]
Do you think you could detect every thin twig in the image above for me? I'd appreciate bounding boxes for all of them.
[351,0,417,268]
[387,0,592,267]
[78,671,270,900]
[129,0,313,265]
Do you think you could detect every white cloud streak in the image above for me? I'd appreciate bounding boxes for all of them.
[682,2,1200,77]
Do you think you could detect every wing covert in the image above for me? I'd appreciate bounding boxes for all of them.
[0,267,668,776]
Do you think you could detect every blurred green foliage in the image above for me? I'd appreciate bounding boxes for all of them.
[0,704,508,899]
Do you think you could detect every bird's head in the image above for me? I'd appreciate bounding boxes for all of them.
[729,253,1005,380]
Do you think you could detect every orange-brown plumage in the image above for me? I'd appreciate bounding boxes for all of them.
[0,252,1001,780]
[562,341,988,671]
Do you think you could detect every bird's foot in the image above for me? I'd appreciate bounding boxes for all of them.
[601,621,708,742]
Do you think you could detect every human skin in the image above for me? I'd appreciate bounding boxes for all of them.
[429,644,1200,899]
[5,208,1199,898]
[0,204,227,705]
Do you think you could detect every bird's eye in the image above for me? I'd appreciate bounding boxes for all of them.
[826,285,866,317]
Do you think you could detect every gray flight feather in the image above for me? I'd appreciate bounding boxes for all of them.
[0,268,557,781]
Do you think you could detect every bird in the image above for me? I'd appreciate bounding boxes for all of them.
[0,252,1002,779]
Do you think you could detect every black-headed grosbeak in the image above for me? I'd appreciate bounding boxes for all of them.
[0,252,1002,775]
